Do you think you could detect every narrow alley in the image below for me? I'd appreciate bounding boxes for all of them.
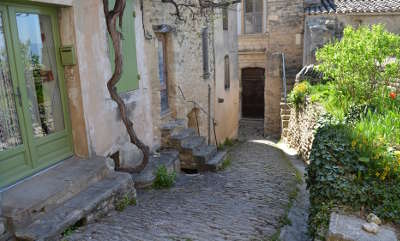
[67,124,307,241]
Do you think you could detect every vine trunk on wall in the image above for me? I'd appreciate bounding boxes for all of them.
[103,0,150,173]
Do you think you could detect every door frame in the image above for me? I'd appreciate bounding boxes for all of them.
[0,2,73,188]
[241,67,265,119]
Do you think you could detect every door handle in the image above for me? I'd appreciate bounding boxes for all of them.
[15,87,22,106]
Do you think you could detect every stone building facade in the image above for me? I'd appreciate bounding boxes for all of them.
[238,0,304,137]
[0,0,239,237]
[0,0,239,191]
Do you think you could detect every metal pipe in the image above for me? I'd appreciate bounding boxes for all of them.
[281,53,287,103]
[208,84,211,145]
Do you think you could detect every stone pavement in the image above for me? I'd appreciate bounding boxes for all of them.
[278,144,311,241]
[66,125,300,241]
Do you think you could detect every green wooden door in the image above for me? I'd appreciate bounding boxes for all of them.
[0,3,73,188]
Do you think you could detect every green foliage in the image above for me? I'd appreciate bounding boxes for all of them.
[316,25,400,110]
[305,24,400,240]
[116,194,136,212]
[306,115,400,239]
[218,138,236,150]
[221,155,232,170]
[61,219,86,238]
[153,165,176,189]
[288,81,311,108]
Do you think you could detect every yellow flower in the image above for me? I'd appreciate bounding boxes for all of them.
[380,165,390,181]
[352,140,357,149]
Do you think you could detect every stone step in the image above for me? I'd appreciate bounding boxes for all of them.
[161,119,186,147]
[1,156,111,229]
[15,172,135,241]
[282,120,289,128]
[281,115,290,121]
[281,109,291,115]
[160,119,186,133]
[181,136,206,151]
[132,150,180,189]
[167,128,197,148]
[192,144,218,167]
[201,151,228,172]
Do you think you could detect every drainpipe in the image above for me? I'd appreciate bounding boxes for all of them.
[281,53,287,103]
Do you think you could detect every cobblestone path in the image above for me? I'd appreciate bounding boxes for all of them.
[68,136,299,241]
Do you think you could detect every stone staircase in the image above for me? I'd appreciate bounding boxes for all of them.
[131,150,180,188]
[1,157,135,241]
[280,97,291,139]
[161,119,227,173]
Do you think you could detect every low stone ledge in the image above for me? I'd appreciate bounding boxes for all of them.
[327,213,398,241]
[283,99,325,162]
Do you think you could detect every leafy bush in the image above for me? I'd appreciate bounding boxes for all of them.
[316,25,400,110]
[306,115,400,239]
[306,25,400,239]
[115,194,136,212]
[288,81,311,108]
[153,165,176,189]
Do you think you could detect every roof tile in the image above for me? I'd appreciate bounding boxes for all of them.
[305,0,400,15]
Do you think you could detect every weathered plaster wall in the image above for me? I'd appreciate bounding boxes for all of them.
[214,6,240,142]
[304,14,400,65]
[58,6,89,158]
[57,0,155,158]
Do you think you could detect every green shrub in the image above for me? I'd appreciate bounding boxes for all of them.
[316,25,400,111]
[288,81,311,108]
[218,138,236,150]
[153,165,176,189]
[305,24,400,240]
[306,115,400,239]
[115,194,136,212]
[221,155,232,170]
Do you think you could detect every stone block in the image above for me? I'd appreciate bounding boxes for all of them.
[119,142,144,170]
[0,220,4,235]
[327,213,398,241]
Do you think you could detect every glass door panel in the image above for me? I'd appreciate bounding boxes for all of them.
[15,12,65,138]
[0,7,32,188]
[0,13,22,151]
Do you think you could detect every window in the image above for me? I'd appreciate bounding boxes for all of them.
[224,55,230,90]
[223,8,228,30]
[202,27,210,79]
[108,0,139,93]
[157,35,169,113]
[244,0,263,34]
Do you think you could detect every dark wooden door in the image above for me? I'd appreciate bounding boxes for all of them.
[242,68,265,119]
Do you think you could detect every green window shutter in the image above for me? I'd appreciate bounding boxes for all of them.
[108,0,139,93]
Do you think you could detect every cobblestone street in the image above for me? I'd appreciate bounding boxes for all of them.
[67,125,302,241]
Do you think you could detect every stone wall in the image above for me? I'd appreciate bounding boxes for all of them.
[284,99,325,162]
[265,0,305,136]
[237,0,304,137]
[146,3,240,145]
